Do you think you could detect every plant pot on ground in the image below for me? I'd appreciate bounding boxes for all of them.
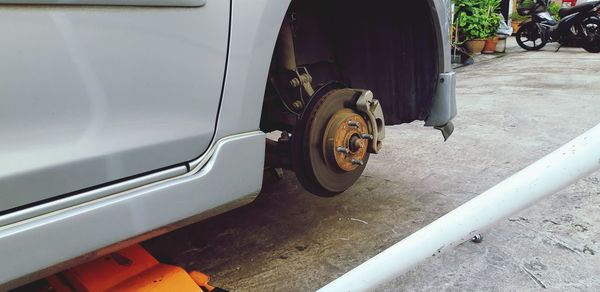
[509,13,530,34]
[511,20,522,34]
[482,36,499,54]
[465,39,486,54]
[495,35,508,53]
[455,0,502,55]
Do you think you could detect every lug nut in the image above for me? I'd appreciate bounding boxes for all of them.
[291,100,303,111]
[351,159,364,166]
[336,147,351,154]
[360,133,374,140]
[348,120,360,128]
[289,78,301,88]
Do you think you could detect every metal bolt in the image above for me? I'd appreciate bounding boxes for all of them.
[289,78,301,88]
[353,140,364,149]
[270,167,284,181]
[348,120,360,128]
[279,131,290,142]
[360,133,374,140]
[336,147,351,154]
[292,100,303,111]
[471,234,483,243]
[351,159,364,166]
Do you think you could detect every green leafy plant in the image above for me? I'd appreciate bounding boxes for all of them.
[517,0,535,11]
[509,12,530,22]
[454,0,502,41]
[549,1,561,20]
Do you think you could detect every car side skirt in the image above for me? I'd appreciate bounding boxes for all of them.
[0,131,265,289]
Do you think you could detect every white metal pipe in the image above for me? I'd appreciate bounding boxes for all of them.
[319,123,600,292]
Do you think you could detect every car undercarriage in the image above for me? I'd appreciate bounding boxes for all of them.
[261,0,443,195]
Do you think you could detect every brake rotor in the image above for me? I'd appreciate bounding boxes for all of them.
[292,88,371,196]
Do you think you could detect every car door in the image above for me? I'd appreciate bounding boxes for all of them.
[0,0,229,213]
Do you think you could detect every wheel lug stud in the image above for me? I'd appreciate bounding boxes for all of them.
[336,147,351,154]
[353,140,364,149]
[347,120,360,128]
[351,159,364,166]
[360,133,374,140]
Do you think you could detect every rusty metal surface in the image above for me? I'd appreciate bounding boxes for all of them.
[323,110,368,172]
[291,88,368,196]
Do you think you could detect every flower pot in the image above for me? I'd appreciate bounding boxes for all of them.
[465,39,486,55]
[496,36,507,53]
[482,37,499,54]
[511,20,522,35]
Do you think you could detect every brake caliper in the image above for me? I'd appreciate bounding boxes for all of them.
[355,90,385,154]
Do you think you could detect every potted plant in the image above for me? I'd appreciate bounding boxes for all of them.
[483,35,499,54]
[455,0,501,54]
[511,0,535,33]
[548,1,562,20]
[482,0,502,54]
[509,13,530,33]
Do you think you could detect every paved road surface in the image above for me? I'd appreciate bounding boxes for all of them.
[144,40,600,291]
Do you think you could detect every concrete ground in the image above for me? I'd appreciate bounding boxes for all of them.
[144,39,600,291]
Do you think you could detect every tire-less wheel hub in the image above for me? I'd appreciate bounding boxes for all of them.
[323,109,370,172]
[291,87,384,196]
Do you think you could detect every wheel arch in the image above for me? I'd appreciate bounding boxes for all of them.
[261,0,451,126]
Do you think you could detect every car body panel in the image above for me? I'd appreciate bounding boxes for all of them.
[212,0,290,139]
[0,3,229,213]
[0,0,206,6]
[432,0,453,73]
[0,166,187,227]
[425,72,457,127]
[0,131,265,289]
[0,0,456,287]
[426,0,457,127]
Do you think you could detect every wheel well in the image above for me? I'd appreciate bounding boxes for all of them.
[262,0,440,129]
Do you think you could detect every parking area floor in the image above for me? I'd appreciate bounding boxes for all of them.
[144,40,600,291]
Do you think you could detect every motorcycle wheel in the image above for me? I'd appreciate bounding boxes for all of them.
[582,18,600,53]
[516,21,547,51]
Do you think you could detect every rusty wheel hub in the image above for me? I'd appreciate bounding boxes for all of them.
[323,109,369,172]
[291,87,373,196]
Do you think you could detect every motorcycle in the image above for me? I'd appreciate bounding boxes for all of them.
[516,0,600,53]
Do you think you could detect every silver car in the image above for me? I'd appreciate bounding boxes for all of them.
[0,0,456,288]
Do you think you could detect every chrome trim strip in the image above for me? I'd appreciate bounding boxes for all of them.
[187,131,262,171]
[0,0,205,6]
[0,131,263,229]
[0,166,187,227]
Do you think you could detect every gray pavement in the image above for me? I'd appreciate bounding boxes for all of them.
[144,39,600,291]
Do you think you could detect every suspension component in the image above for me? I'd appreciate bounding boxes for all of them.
[355,90,385,154]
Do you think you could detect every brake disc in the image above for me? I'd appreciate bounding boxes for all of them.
[291,88,373,196]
